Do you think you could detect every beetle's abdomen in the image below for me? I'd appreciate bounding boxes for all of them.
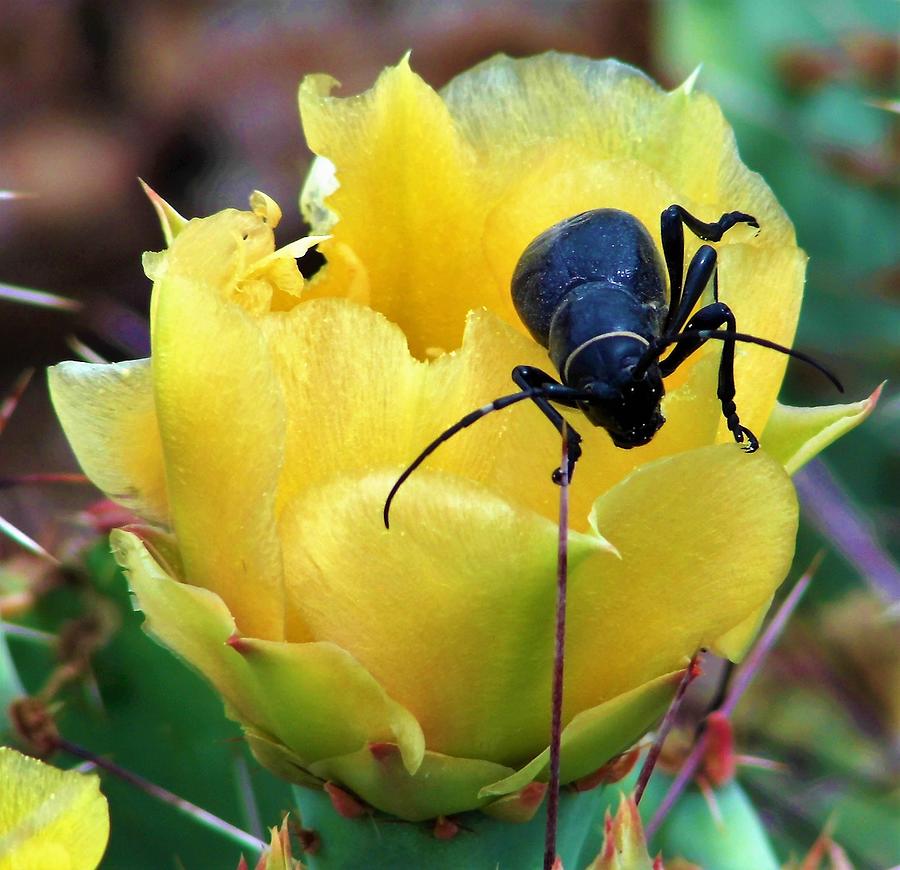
[511,209,667,347]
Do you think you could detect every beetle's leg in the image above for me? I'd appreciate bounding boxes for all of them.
[660,204,758,334]
[659,303,759,452]
[665,244,718,338]
[383,378,587,527]
[512,365,585,481]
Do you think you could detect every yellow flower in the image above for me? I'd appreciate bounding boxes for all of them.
[0,747,109,870]
[48,55,874,822]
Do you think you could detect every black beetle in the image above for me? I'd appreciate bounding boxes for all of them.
[383,204,841,527]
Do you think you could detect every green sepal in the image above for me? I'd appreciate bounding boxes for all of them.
[308,743,514,822]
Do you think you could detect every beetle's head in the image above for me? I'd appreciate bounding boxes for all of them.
[569,352,665,449]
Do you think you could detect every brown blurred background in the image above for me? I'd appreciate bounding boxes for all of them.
[0,0,654,367]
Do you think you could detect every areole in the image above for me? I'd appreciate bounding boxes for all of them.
[561,330,651,383]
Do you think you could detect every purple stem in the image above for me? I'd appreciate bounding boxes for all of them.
[543,431,569,870]
[0,369,34,433]
[796,460,900,604]
[0,283,80,311]
[59,739,266,854]
[634,653,700,806]
[720,554,819,718]
[645,558,817,839]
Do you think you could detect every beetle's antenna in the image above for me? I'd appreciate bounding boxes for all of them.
[384,387,560,528]
[639,329,843,392]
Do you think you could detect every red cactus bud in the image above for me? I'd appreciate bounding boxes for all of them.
[481,781,547,823]
[323,782,367,818]
[572,746,641,791]
[84,499,138,533]
[295,827,321,855]
[368,742,397,762]
[518,782,547,810]
[226,634,253,655]
[702,712,736,786]
[433,816,460,840]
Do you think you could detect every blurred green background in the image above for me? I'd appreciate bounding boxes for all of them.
[1,1,896,867]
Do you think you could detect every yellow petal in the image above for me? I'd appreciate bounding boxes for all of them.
[712,596,772,661]
[563,444,797,713]
[151,212,287,637]
[299,58,483,358]
[0,747,109,870]
[112,529,424,771]
[48,359,168,524]
[300,53,804,439]
[262,297,729,536]
[225,636,425,776]
[278,469,606,763]
[761,385,882,474]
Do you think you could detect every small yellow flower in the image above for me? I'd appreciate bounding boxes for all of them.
[49,55,874,821]
[0,747,109,870]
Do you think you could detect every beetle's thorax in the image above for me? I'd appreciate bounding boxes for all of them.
[547,283,661,374]
[549,284,666,448]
